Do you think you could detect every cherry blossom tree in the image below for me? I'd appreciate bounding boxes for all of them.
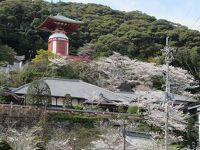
[93,52,195,92]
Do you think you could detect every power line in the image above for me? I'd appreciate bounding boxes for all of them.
[191,15,200,29]
[181,8,192,21]
[196,23,200,30]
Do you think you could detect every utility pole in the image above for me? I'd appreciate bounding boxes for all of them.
[123,119,126,150]
[73,137,76,150]
[161,37,175,150]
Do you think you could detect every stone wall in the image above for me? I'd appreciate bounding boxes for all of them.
[0,106,43,128]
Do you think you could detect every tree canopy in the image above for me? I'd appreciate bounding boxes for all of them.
[26,80,51,106]
[0,44,15,65]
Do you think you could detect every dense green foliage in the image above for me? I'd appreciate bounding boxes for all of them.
[32,49,55,66]
[0,72,9,103]
[48,112,99,126]
[0,140,13,150]
[0,44,15,65]
[19,63,47,84]
[63,94,72,108]
[0,0,200,78]
[184,117,198,148]
[0,72,9,87]
[152,76,164,90]
[0,88,5,104]
[10,49,98,86]
[16,60,98,86]
[127,105,139,114]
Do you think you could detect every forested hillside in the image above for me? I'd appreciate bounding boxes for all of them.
[0,0,200,79]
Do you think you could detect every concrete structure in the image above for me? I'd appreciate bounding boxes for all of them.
[124,131,156,148]
[0,55,25,73]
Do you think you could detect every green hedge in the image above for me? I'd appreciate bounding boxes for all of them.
[47,112,100,126]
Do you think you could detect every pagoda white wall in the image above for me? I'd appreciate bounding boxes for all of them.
[48,32,69,57]
[52,41,57,54]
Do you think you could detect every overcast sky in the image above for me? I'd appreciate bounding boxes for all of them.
[46,0,200,31]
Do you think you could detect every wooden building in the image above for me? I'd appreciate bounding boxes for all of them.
[13,78,131,111]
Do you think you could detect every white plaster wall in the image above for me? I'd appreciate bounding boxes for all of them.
[52,41,57,54]
[57,98,63,106]
[51,97,83,106]
[51,97,63,106]
[52,97,57,105]
[72,99,78,105]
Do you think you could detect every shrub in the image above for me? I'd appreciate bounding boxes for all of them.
[0,140,13,150]
[48,112,99,126]
[63,94,72,108]
[127,105,138,114]
[117,105,127,113]
[152,76,163,90]
[72,104,84,110]
[0,88,5,104]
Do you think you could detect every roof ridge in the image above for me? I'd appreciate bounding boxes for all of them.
[80,81,131,101]
[115,91,135,94]
[43,77,130,101]
[13,78,47,92]
[14,77,82,92]
[42,77,81,82]
[12,82,31,92]
[49,14,83,24]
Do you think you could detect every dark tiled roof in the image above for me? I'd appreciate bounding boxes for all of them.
[13,78,196,104]
[37,14,83,32]
[49,14,83,24]
[13,78,130,103]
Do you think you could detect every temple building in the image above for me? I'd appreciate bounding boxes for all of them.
[38,14,83,57]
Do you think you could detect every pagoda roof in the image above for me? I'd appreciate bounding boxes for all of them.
[37,14,83,32]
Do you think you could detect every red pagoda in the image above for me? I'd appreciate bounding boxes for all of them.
[38,14,83,57]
